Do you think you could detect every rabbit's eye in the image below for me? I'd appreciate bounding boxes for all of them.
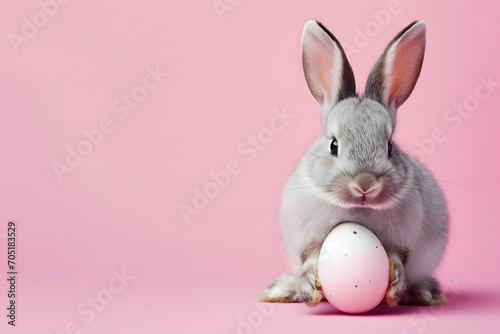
[330,138,339,156]
[388,141,393,157]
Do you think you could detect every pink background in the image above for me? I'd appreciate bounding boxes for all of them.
[1,0,500,333]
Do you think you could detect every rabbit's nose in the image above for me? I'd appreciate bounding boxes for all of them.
[352,172,378,194]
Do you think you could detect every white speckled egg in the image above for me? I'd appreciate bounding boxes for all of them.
[318,222,389,314]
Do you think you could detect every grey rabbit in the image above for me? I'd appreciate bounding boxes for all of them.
[258,20,448,307]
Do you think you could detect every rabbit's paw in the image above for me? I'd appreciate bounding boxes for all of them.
[405,277,447,306]
[385,258,407,307]
[257,275,297,303]
[296,265,323,307]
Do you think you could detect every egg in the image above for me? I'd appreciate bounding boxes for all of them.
[318,222,389,314]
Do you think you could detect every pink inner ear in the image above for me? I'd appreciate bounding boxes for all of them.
[387,30,425,108]
[310,34,334,103]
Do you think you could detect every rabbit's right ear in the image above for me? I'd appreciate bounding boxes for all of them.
[302,21,356,121]
[364,21,426,125]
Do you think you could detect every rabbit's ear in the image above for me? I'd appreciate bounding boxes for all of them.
[364,21,426,124]
[302,21,356,115]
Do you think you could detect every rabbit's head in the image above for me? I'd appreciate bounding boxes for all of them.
[301,20,426,209]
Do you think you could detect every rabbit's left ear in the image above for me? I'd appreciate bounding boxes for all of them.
[364,21,426,124]
[302,20,356,122]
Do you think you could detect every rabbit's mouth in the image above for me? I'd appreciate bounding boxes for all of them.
[334,185,392,208]
[347,174,384,205]
[330,171,396,209]
[343,195,388,209]
[354,195,375,206]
